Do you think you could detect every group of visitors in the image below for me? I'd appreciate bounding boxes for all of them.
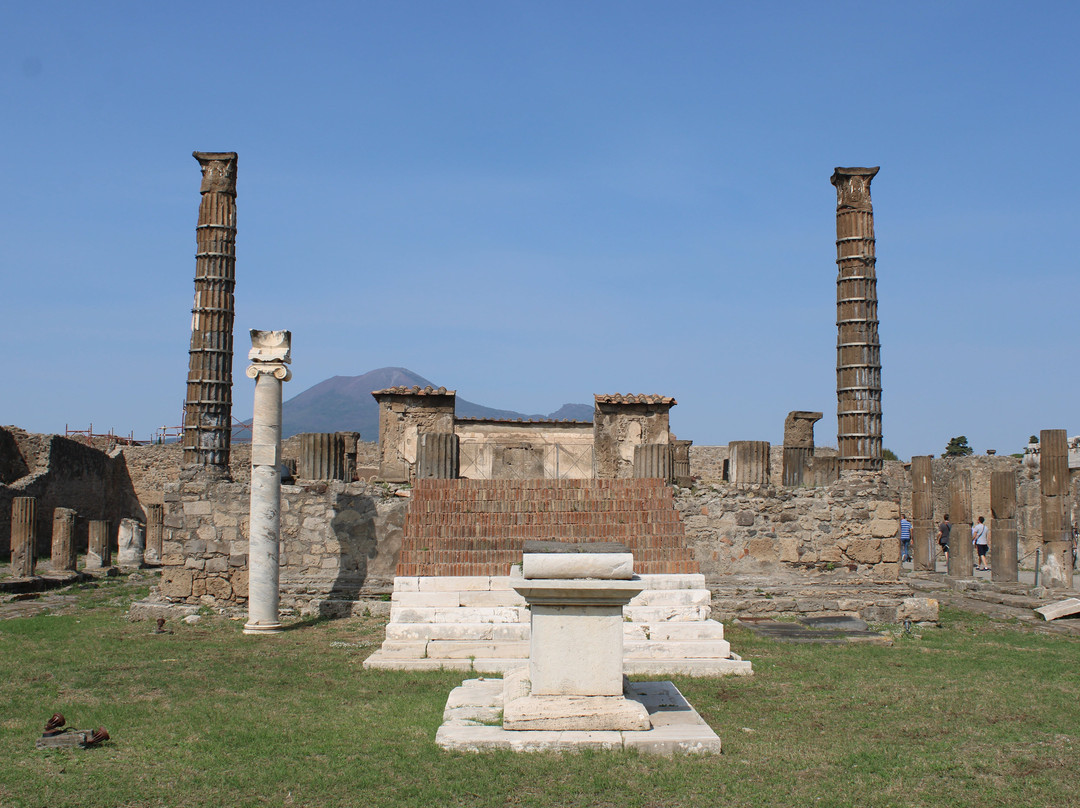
[897,513,991,571]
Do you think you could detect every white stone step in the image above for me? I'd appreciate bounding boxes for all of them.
[624,605,711,623]
[426,640,529,660]
[640,621,726,641]
[629,589,711,607]
[624,639,731,659]
[385,622,530,642]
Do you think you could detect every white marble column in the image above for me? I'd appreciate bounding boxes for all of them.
[243,330,291,635]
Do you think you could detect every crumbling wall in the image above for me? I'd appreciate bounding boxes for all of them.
[0,430,141,557]
[159,479,409,612]
[676,471,902,581]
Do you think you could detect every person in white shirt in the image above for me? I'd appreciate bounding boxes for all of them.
[972,516,990,571]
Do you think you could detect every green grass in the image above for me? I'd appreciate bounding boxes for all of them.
[1,578,1078,808]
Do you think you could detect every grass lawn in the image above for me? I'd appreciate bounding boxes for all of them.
[1,574,1077,808]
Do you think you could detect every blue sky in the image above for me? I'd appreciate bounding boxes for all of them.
[2,2,1077,458]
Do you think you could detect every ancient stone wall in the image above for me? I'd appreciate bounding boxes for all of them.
[455,420,594,479]
[675,472,902,581]
[159,479,409,613]
[0,428,141,557]
[593,396,674,479]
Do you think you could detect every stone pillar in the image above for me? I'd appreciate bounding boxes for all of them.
[831,167,882,471]
[729,441,770,485]
[782,411,823,486]
[371,387,457,482]
[51,508,78,573]
[990,470,1018,583]
[341,432,360,482]
[10,497,36,577]
[87,520,111,570]
[632,443,672,481]
[417,432,459,479]
[117,518,145,568]
[910,456,935,571]
[672,439,692,485]
[144,504,164,565]
[592,394,676,479]
[183,151,238,478]
[1039,428,1072,588]
[244,330,291,635]
[298,433,346,480]
[947,471,973,578]
[806,456,839,486]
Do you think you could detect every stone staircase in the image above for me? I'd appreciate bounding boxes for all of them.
[365,478,749,675]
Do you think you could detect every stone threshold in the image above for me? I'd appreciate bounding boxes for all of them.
[436,678,721,755]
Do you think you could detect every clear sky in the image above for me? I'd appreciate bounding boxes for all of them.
[2,2,1077,459]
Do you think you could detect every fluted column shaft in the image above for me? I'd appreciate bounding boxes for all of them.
[911,456,935,571]
[831,167,882,471]
[244,330,291,635]
[51,508,78,573]
[183,151,238,475]
[990,471,1018,582]
[948,471,973,578]
[1039,429,1072,588]
[144,504,164,565]
[10,497,36,577]
[87,520,111,569]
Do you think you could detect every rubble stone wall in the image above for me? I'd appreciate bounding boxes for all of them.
[676,471,903,581]
[159,479,409,613]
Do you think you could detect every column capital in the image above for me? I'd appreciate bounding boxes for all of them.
[246,329,292,381]
[831,166,879,210]
[193,151,238,195]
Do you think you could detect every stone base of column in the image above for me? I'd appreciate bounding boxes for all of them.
[243,620,284,635]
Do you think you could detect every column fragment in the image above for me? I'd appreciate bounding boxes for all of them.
[990,470,1018,582]
[51,508,78,573]
[1038,429,1072,588]
[87,520,111,570]
[244,330,291,635]
[144,504,164,565]
[831,167,882,471]
[10,497,37,577]
[910,456,935,571]
[948,472,973,578]
[183,151,238,477]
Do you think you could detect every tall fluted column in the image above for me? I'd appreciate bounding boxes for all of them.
[948,471,973,578]
[244,330,291,635]
[87,520,111,570]
[910,456,935,571]
[1038,428,1072,588]
[10,497,37,577]
[831,167,882,471]
[144,504,164,565]
[183,151,238,478]
[990,471,1018,582]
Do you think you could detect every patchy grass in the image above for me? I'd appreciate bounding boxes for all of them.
[0,581,1077,808]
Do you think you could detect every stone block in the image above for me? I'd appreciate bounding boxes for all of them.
[897,597,938,622]
[643,621,725,641]
[389,606,438,623]
[503,694,651,731]
[846,539,882,564]
[778,538,799,562]
[204,576,232,601]
[629,589,711,607]
[635,574,707,590]
[386,623,496,641]
[394,577,421,592]
[436,606,528,624]
[623,640,731,659]
[522,553,634,580]
[426,641,528,659]
[205,557,228,573]
[458,590,528,607]
[491,623,530,641]
[880,537,901,563]
[624,605,710,623]
[375,641,430,659]
[160,568,194,599]
[391,591,461,608]
[869,519,898,539]
[419,576,492,592]
[185,558,206,570]
[746,537,778,562]
[183,501,212,516]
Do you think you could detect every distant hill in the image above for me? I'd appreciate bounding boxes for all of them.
[273,367,592,440]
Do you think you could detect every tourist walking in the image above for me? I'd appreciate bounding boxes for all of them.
[937,514,951,565]
[973,516,990,570]
[899,513,913,563]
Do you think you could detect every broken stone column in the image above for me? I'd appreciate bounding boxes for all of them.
[416,432,459,479]
[144,504,163,565]
[298,432,346,480]
[990,470,1018,583]
[1038,428,1072,588]
[51,508,78,573]
[86,520,111,570]
[340,432,360,482]
[244,330,291,635]
[947,471,973,578]
[117,518,145,568]
[831,167,883,471]
[729,441,770,485]
[910,456,935,571]
[806,456,839,486]
[182,151,238,478]
[633,443,672,481]
[10,497,37,577]
[782,411,822,486]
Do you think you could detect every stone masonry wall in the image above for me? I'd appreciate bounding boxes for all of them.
[676,471,902,581]
[159,479,410,614]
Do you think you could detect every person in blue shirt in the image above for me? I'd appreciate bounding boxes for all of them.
[899,514,913,563]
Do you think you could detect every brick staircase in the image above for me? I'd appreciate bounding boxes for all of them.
[397,478,698,577]
[364,478,751,676]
